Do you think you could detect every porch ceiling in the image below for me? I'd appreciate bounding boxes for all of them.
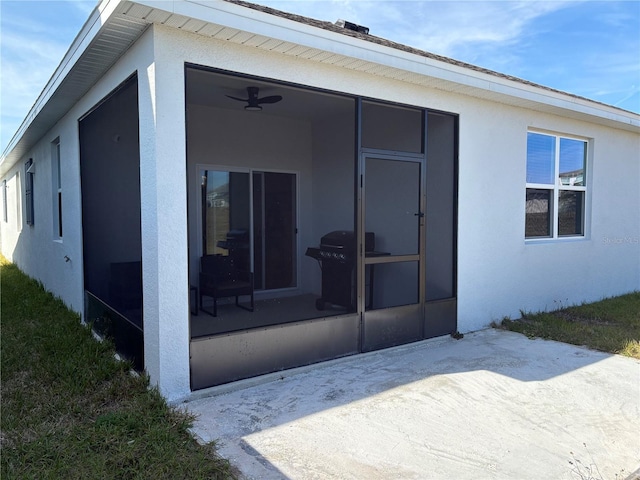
[185,66,352,122]
[2,0,638,175]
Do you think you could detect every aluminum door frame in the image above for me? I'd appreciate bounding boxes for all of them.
[358,149,427,352]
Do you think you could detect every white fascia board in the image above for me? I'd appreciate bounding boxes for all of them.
[0,0,125,172]
[135,0,639,130]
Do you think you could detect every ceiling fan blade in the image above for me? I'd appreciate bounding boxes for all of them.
[226,95,249,102]
[257,95,283,104]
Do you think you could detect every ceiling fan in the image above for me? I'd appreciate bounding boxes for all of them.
[226,86,282,111]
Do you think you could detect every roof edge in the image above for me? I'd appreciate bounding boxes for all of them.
[220,0,639,119]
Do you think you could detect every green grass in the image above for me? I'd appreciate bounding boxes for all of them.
[497,292,640,359]
[0,258,236,479]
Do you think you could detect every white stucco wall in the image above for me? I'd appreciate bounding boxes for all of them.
[136,27,191,401]
[456,104,640,330]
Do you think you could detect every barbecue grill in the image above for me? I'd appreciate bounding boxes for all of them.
[306,230,384,311]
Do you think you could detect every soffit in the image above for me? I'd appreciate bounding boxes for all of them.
[120,0,640,131]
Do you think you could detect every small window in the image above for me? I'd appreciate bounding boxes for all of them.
[25,158,34,226]
[2,180,7,222]
[52,139,62,238]
[525,132,587,239]
[15,172,22,233]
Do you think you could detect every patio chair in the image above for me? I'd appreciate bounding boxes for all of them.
[199,254,254,317]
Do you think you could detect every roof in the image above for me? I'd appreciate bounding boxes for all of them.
[225,0,633,113]
[2,0,638,175]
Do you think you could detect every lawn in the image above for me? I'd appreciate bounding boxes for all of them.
[0,258,236,479]
[497,292,640,359]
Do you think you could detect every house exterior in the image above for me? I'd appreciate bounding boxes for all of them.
[1,0,638,402]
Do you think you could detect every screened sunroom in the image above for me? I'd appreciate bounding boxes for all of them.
[184,66,458,389]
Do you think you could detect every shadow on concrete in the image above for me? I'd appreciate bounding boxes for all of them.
[186,329,640,479]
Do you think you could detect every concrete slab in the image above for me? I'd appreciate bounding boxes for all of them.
[185,329,640,479]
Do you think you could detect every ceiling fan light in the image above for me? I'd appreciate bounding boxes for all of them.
[245,105,262,111]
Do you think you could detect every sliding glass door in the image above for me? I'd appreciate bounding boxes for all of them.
[201,169,296,291]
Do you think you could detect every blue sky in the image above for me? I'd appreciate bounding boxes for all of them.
[1,0,639,153]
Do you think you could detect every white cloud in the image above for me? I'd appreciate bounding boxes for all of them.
[1,0,89,150]
[612,87,639,110]
[256,1,575,59]
[1,41,69,149]
[68,0,98,16]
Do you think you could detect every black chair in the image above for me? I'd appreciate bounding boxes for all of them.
[199,255,254,317]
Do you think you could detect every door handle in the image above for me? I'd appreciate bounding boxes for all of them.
[414,212,424,218]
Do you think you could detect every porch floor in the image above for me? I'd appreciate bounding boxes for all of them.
[185,329,639,479]
[190,293,348,338]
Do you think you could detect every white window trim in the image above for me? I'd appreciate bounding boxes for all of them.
[52,138,63,241]
[525,130,590,242]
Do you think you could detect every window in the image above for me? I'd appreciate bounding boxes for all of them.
[25,158,34,226]
[15,172,22,233]
[2,180,7,222]
[525,132,587,239]
[52,139,62,238]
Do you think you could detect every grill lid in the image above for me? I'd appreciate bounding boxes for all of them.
[320,230,375,251]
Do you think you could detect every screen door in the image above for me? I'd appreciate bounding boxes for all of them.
[360,152,425,351]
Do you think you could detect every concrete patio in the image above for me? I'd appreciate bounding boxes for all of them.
[186,329,640,479]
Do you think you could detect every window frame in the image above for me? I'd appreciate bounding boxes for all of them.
[525,130,589,241]
[25,158,35,226]
[2,180,7,223]
[52,138,63,239]
[197,164,300,292]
